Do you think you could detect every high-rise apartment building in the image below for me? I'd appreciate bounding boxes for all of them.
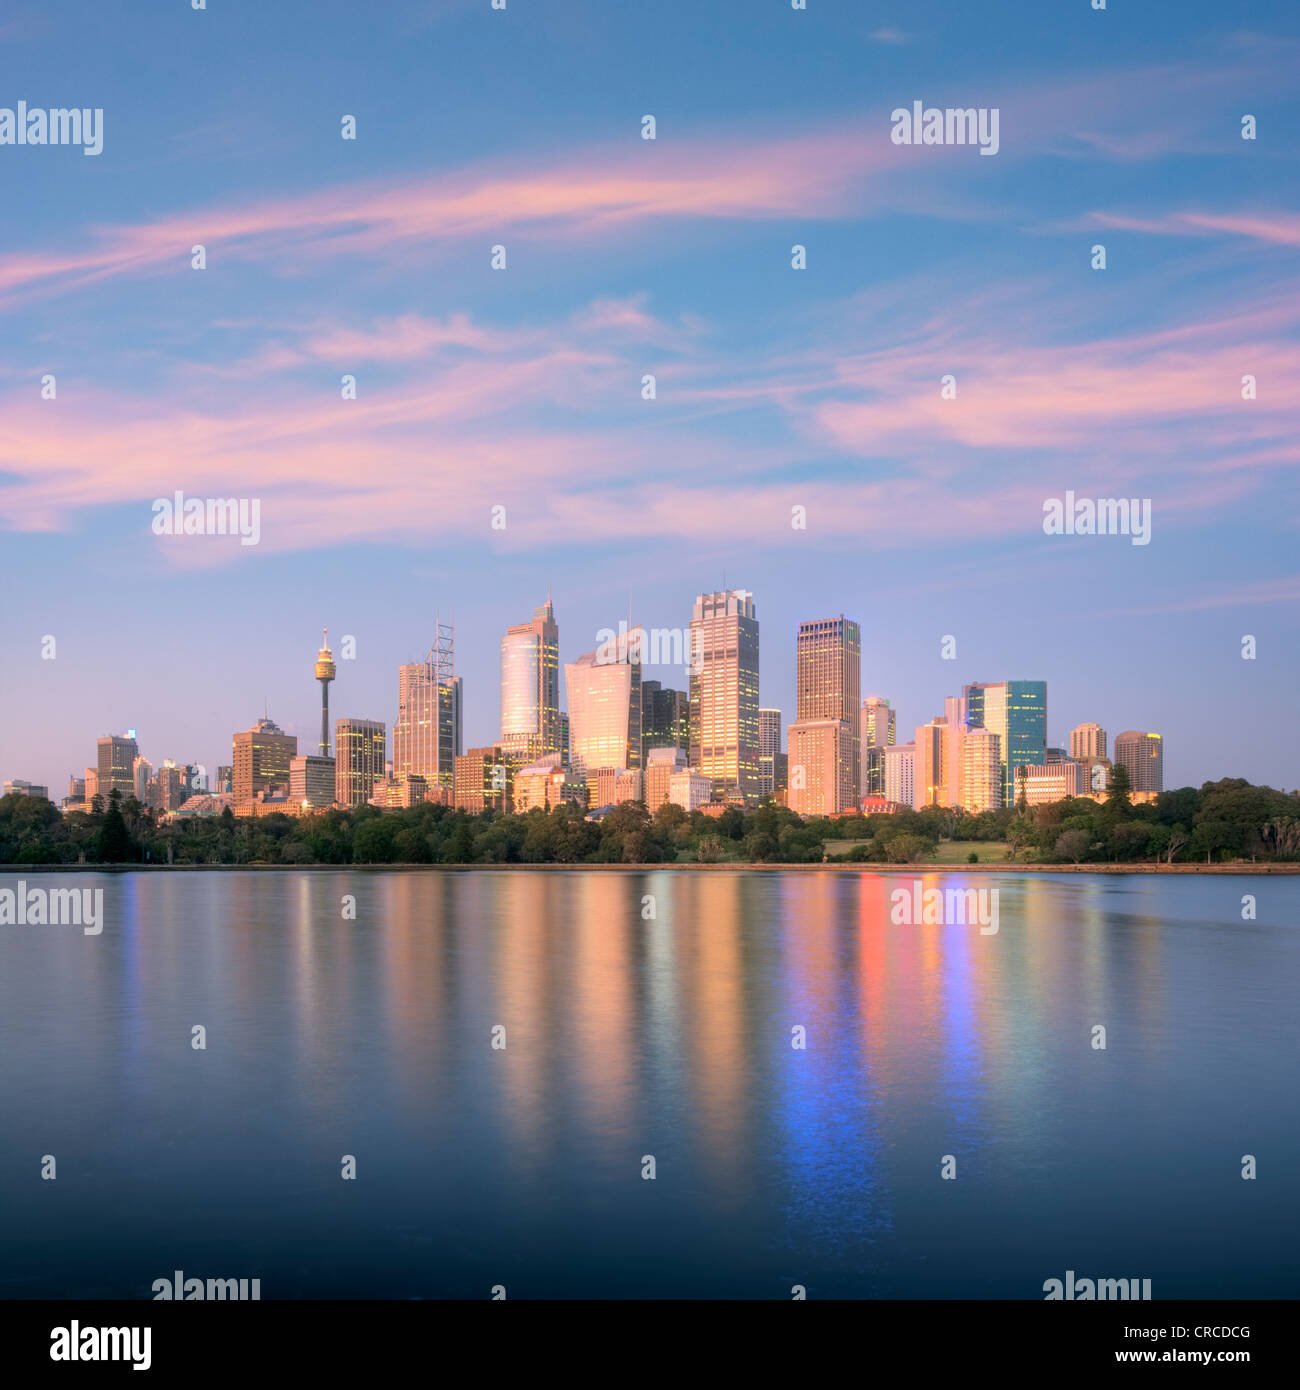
[757,708,782,799]
[335,718,386,807]
[232,717,297,807]
[395,619,462,794]
[883,742,915,808]
[959,726,1002,812]
[913,718,948,809]
[689,589,759,803]
[788,718,856,817]
[565,628,642,775]
[645,746,689,814]
[965,680,1047,805]
[1070,723,1107,761]
[1114,731,1164,793]
[96,734,140,800]
[501,595,560,760]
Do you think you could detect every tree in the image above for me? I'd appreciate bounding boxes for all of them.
[1054,828,1090,863]
[1016,764,1029,814]
[98,789,136,862]
[1106,761,1132,814]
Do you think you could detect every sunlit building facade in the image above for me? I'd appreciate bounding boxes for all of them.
[757,708,782,799]
[959,726,1003,812]
[232,717,297,808]
[1114,730,1164,793]
[858,695,896,797]
[565,628,642,776]
[335,718,386,808]
[965,680,1048,805]
[796,615,861,807]
[788,717,855,818]
[1070,722,1107,761]
[883,742,915,809]
[500,595,560,760]
[689,589,759,803]
[96,733,139,800]
[395,622,461,794]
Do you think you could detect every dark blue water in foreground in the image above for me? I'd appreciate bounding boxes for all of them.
[1,869,1295,1299]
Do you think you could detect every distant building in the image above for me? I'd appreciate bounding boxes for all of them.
[62,775,86,811]
[3,779,49,799]
[642,680,689,756]
[668,768,713,812]
[965,680,1047,805]
[290,755,336,810]
[795,615,861,807]
[84,768,98,804]
[1019,761,1088,806]
[1114,731,1164,793]
[645,746,689,814]
[860,796,903,816]
[395,620,461,795]
[959,726,1003,812]
[883,742,916,809]
[335,719,386,808]
[96,733,139,800]
[1070,722,1107,761]
[232,717,297,808]
[154,762,188,813]
[132,756,153,803]
[513,754,582,812]
[369,774,429,809]
[566,628,642,777]
[757,708,782,799]
[788,718,855,817]
[913,718,948,809]
[454,745,512,813]
[586,766,643,809]
[501,596,561,760]
[858,696,896,796]
[689,589,760,803]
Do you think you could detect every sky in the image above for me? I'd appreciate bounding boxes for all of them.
[1,0,1298,797]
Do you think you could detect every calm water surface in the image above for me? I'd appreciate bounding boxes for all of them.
[1,869,1295,1299]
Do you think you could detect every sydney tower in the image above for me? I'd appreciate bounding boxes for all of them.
[314,629,336,756]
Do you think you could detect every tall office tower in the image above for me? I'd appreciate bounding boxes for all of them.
[1114,731,1164,793]
[154,763,187,813]
[215,765,233,794]
[290,755,336,810]
[1070,722,1107,761]
[883,742,915,808]
[559,713,570,764]
[335,718,386,807]
[965,680,1047,805]
[314,629,336,756]
[689,589,760,802]
[794,615,861,805]
[959,726,1003,812]
[132,755,153,803]
[757,708,782,798]
[84,768,98,803]
[96,734,140,800]
[565,627,642,775]
[395,618,462,793]
[788,719,855,817]
[500,594,560,759]
[858,696,896,796]
[943,695,969,807]
[232,717,297,807]
[642,680,690,755]
[913,718,949,809]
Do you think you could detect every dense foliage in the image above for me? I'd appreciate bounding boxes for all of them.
[2,777,1296,867]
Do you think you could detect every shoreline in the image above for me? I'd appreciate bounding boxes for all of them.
[2,862,1296,875]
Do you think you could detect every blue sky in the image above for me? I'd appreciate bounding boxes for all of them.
[1,0,1298,794]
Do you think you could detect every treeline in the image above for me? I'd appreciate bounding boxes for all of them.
[1,772,1296,866]
[833,772,1300,864]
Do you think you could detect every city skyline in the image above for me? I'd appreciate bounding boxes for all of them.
[2,3,1297,797]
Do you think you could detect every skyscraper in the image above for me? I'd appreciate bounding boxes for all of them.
[232,717,297,807]
[689,589,759,803]
[883,742,916,808]
[1114,731,1164,793]
[565,628,642,775]
[335,718,386,807]
[858,696,896,796]
[790,615,861,811]
[965,680,1047,805]
[959,726,1002,812]
[757,708,782,798]
[913,718,948,809]
[642,680,690,756]
[395,618,462,793]
[314,629,336,756]
[500,594,560,759]
[96,733,139,800]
